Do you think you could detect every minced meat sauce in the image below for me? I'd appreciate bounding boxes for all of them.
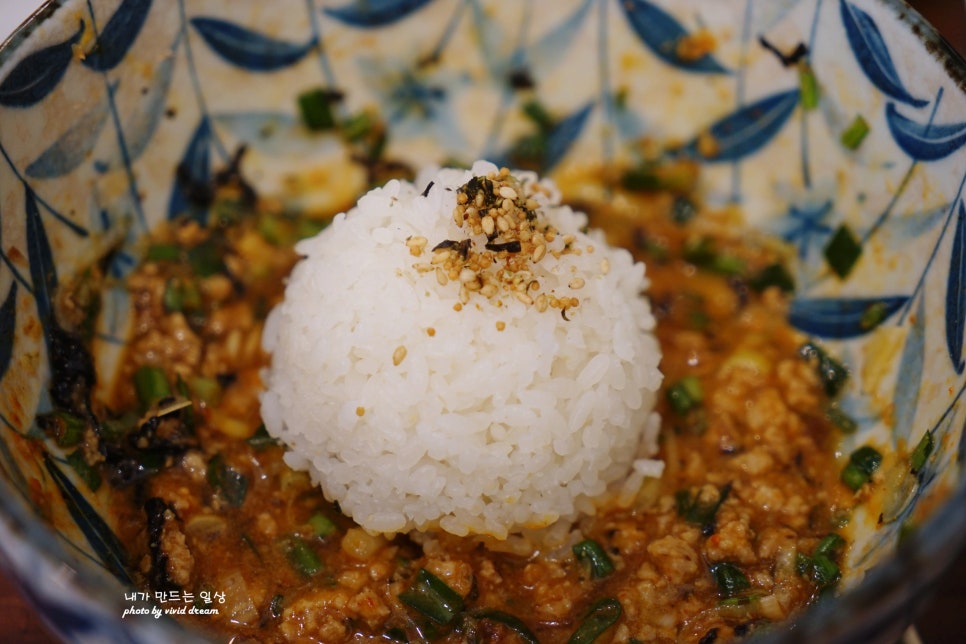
[49,161,859,643]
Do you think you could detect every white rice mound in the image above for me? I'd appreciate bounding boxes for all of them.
[260,160,663,539]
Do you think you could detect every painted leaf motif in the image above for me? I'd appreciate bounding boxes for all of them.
[26,95,110,178]
[620,0,728,74]
[44,454,132,584]
[213,111,325,156]
[893,295,925,441]
[96,51,177,172]
[191,17,317,72]
[544,102,595,172]
[0,282,17,382]
[886,103,966,162]
[788,295,908,338]
[82,0,153,72]
[839,0,927,108]
[947,200,966,373]
[323,0,434,28]
[527,0,594,81]
[168,117,212,221]
[677,89,800,163]
[0,24,82,107]
[25,190,57,337]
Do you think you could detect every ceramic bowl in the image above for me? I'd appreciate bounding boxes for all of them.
[1,1,964,642]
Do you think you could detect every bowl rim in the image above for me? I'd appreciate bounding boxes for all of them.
[0,0,964,642]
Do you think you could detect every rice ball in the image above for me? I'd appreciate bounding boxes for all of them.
[260,160,663,538]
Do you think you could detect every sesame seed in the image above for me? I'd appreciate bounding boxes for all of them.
[459,267,477,283]
[535,294,549,312]
[499,185,518,200]
[531,244,546,262]
[427,327,436,337]
[496,321,506,331]
[496,215,511,232]
[569,278,585,290]
[481,215,495,236]
[436,267,448,285]
[600,258,610,275]
[514,291,533,305]
[356,407,365,417]
[393,345,408,366]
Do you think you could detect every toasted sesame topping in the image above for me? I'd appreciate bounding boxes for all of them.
[393,345,408,366]
[496,321,506,331]
[426,327,436,337]
[412,168,590,318]
[356,407,366,417]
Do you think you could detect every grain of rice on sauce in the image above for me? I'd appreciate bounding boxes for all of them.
[260,160,664,539]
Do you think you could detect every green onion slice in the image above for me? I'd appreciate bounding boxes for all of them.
[471,609,539,644]
[710,562,750,598]
[841,114,870,150]
[910,431,934,473]
[134,365,172,410]
[567,598,622,644]
[399,568,465,625]
[666,375,704,415]
[824,224,862,278]
[207,454,249,507]
[573,539,616,579]
[286,536,322,576]
[841,445,883,490]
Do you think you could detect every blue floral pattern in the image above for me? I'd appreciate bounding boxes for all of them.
[0,1,965,641]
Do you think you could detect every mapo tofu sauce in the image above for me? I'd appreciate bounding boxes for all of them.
[49,161,860,643]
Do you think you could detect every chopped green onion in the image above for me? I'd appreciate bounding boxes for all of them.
[207,454,249,507]
[825,404,857,434]
[859,301,890,331]
[246,423,279,449]
[799,342,849,398]
[186,240,226,277]
[814,533,846,559]
[309,513,337,538]
[676,482,731,527]
[295,217,329,241]
[341,111,375,142]
[841,114,870,150]
[47,411,86,448]
[67,449,101,491]
[399,568,465,625]
[670,196,698,224]
[573,539,616,579]
[175,375,195,432]
[134,365,171,410]
[824,224,862,278]
[298,88,337,131]
[798,60,820,110]
[269,594,284,619]
[145,243,181,262]
[682,236,716,267]
[809,554,840,588]
[470,609,539,644]
[567,598,622,644]
[190,376,221,405]
[710,254,746,276]
[162,279,183,312]
[841,445,883,490]
[666,376,704,414]
[622,165,667,192]
[286,536,322,576]
[521,100,555,131]
[910,431,934,473]
[710,562,750,598]
[750,262,795,293]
